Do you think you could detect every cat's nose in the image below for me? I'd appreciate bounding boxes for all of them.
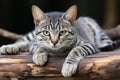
[51,37,58,45]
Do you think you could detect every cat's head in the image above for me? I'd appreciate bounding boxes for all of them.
[32,5,77,50]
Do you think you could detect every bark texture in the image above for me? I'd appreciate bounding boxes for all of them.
[0,50,120,79]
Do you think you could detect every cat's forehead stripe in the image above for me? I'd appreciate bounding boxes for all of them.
[49,18,61,30]
[55,20,61,30]
[49,19,53,30]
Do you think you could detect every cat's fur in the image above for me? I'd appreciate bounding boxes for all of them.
[0,5,120,77]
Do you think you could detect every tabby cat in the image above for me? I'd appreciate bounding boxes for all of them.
[0,5,120,77]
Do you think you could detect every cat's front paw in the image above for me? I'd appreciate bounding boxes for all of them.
[0,45,19,55]
[32,50,48,66]
[61,62,78,77]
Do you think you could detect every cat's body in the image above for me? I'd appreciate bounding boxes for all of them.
[0,5,120,77]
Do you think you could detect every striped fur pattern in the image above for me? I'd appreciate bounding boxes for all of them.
[0,5,120,77]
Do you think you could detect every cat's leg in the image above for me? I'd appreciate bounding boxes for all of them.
[29,43,48,66]
[61,42,99,77]
[0,42,28,55]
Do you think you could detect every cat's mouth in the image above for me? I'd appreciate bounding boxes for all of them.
[52,45,58,48]
[51,45,60,50]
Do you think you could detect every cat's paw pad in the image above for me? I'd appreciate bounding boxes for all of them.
[0,45,19,55]
[33,50,47,66]
[61,62,78,77]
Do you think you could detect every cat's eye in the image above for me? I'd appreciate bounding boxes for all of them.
[43,30,50,36]
[59,30,67,36]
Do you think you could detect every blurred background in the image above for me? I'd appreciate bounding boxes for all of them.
[0,0,120,46]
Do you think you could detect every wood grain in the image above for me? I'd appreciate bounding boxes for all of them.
[0,50,120,79]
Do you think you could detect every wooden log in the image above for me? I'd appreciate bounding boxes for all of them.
[0,50,120,79]
[103,0,118,29]
[0,28,23,41]
[105,25,120,40]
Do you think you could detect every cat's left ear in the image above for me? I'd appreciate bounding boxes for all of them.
[32,5,48,26]
[62,5,77,24]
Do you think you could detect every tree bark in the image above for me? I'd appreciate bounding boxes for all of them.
[103,0,118,29]
[0,28,23,41]
[0,49,120,79]
[105,25,120,40]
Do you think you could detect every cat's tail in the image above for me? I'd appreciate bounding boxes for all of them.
[99,40,120,51]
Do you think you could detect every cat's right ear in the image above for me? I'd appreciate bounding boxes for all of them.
[62,5,77,25]
[32,5,48,26]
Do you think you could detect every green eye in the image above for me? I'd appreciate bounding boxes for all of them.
[59,30,67,36]
[43,30,50,36]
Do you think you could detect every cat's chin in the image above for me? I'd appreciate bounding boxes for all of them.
[44,45,58,50]
[46,45,70,57]
[46,45,71,52]
[50,46,60,50]
[45,44,60,49]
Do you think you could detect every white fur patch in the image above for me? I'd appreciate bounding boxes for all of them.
[0,45,19,54]
[32,49,48,66]
[61,62,78,77]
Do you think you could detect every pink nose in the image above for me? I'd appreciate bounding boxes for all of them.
[51,37,58,45]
